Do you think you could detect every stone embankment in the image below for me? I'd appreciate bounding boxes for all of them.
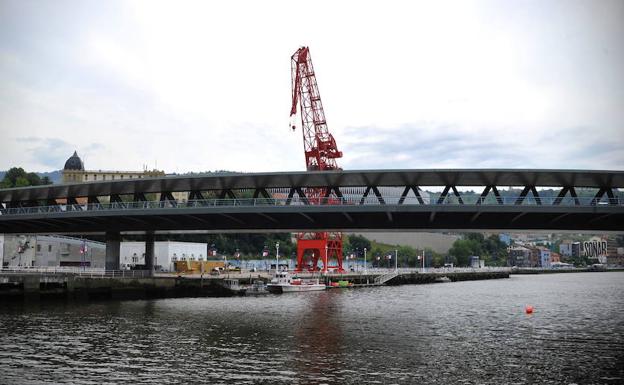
[0,269,510,301]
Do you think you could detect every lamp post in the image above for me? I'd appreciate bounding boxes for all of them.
[364,247,367,274]
[324,244,328,273]
[417,250,421,271]
[275,242,280,273]
[395,249,398,272]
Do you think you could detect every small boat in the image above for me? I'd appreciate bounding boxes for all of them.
[267,271,326,294]
[220,279,247,295]
[245,280,270,296]
[327,280,353,288]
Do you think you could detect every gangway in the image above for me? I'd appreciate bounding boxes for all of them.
[374,272,399,285]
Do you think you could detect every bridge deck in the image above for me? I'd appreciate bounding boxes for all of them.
[1,169,622,232]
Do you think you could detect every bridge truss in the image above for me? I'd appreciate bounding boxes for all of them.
[0,169,622,233]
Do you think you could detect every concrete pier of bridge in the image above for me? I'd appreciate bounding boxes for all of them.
[104,231,155,276]
[104,232,120,271]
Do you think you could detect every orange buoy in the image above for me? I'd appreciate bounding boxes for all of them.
[525,305,534,314]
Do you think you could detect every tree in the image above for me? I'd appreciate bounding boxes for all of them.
[2,167,27,187]
[1,167,52,188]
[397,245,417,267]
[348,234,371,253]
[448,238,482,266]
[483,234,509,266]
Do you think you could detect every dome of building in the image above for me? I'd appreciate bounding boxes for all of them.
[63,151,84,171]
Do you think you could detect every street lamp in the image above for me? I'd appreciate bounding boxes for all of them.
[275,242,280,273]
[364,247,367,274]
[395,249,398,272]
[324,244,328,273]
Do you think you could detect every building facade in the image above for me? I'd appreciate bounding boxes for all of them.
[60,151,192,202]
[1,234,105,268]
[559,241,572,257]
[119,241,208,272]
[538,247,551,268]
[62,151,165,184]
[509,245,531,267]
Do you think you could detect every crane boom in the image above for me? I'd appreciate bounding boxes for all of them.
[290,46,344,273]
[290,47,343,171]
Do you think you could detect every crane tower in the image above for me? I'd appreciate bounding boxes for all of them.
[290,46,345,273]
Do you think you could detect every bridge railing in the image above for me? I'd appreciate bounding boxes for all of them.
[0,196,622,216]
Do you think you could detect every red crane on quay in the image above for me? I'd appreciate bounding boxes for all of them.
[289,46,345,273]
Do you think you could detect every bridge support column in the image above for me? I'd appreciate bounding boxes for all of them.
[145,231,154,277]
[105,232,120,271]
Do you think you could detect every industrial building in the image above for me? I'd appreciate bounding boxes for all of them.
[119,241,208,272]
[1,234,209,272]
[0,234,105,268]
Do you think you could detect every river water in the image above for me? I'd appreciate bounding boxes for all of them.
[1,272,623,384]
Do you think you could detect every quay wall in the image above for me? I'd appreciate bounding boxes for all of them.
[0,274,239,301]
[0,270,509,302]
[390,271,509,285]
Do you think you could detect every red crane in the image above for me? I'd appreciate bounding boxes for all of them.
[290,46,345,273]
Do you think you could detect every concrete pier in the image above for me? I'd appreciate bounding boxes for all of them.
[105,232,120,271]
[145,231,154,277]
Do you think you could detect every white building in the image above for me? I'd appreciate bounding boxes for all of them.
[119,241,207,272]
[539,248,551,268]
[1,234,105,268]
[559,242,572,256]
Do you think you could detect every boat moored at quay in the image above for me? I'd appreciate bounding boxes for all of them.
[266,271,326,294]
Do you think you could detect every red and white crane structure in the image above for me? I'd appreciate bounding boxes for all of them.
[289,46,345,273]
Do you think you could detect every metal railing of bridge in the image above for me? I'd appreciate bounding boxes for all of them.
[1,196,621,216]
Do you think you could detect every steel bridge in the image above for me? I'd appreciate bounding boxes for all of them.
[1,169,622,233]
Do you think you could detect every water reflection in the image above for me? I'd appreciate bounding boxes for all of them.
[293,290,344,382]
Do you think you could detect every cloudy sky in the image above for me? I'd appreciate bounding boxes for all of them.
[0,0,622,174]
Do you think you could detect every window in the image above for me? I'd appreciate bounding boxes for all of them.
[103,175,106,181]
[112,175,115,180]
[120,175,124,179]
[48,245,52,252]
[93,175,97,181]
[37,244,41,252]
[84,175,88,181]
